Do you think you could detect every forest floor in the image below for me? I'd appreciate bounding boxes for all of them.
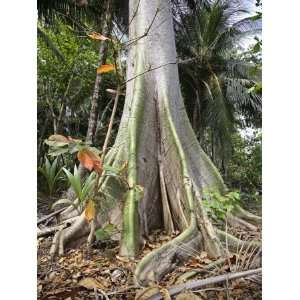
[37,197,262,300]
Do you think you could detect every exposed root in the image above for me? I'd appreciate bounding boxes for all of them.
[87,219,96,256]
[217,229,261,253]
[37,207,65,225]
[50,225,64,259]
[159,156,175,235]
[38,216,79,238]
[134,223,201,286]
[48,197,123,257]
[195,199,224,258]
[49,213,90,257]
[58,198,80,222]
[234,205,261,226]
[147,267,262,300]
[58,230,65,256]
[227,214,258,231]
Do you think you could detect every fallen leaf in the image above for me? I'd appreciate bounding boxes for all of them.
[78,277,105,290]
[85,200,96,223]
[97,64,116,74]
[88,32,110,41]
[176,291,202,300]
[48,134,69,143]
[135,287,161,300]
[116,255,130,263]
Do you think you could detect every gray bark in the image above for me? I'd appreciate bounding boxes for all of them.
[86,2,112,143]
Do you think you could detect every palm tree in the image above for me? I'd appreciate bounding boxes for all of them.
[175,0,262,167]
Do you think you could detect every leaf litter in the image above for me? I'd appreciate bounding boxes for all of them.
[38,225,261,300]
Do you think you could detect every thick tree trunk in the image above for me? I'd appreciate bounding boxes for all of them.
[116,0,225,256]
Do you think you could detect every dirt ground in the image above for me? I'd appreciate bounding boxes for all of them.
[37,222,261,300]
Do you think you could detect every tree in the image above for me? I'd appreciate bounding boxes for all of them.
[175,0,262,166]
[49,0,261,286]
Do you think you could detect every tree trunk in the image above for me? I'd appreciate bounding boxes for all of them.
[86,1,112,143]
[98,0,225,284]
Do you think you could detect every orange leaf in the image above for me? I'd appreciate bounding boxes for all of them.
[93,160,103,175]
[85,200,96,223]
[48,134,69,143]
[97,64,116,74]
[77,150,94,171]
[88,32,110,41]
[77,148,102,173]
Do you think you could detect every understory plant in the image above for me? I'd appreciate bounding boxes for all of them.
[45,133,128,222]
[51,165,96,213]
[202,190,241,222]
[38,157,64,196]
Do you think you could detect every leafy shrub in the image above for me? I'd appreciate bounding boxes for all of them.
[202,190,240,221]
[225,130,261,193]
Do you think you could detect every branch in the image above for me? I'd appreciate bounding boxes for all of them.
[148,268,262,300]
[123,7,160,48]
[37,207,66,225]
[122,62,177,86]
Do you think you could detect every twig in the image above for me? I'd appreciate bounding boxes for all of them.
[97,288,109,300]
[106,286,139,296]
[119,0,141,42]
[123,7,160,48]
[101,88,121,159]
[37,207,65,225]
[148,268,262,300]
[121,62,177,86]
[94,288,99,300]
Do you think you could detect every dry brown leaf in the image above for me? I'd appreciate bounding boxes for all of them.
[48,134,69,143]
[78,277,105,290]
[97,64,116,74]
[176,291,202,300]
[116,255,130,263]
[160,288,172,300]
[88,32,110,41]
[135,287,161,300]
[85,200,96,223]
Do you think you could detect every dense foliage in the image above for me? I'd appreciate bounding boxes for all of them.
[37,0,262,200]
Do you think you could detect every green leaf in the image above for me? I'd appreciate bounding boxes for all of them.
[95,228,110,241]
[48,147,69,156]
[63,166,82,200]
[95,224,116,241]
[81,172,96,200]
